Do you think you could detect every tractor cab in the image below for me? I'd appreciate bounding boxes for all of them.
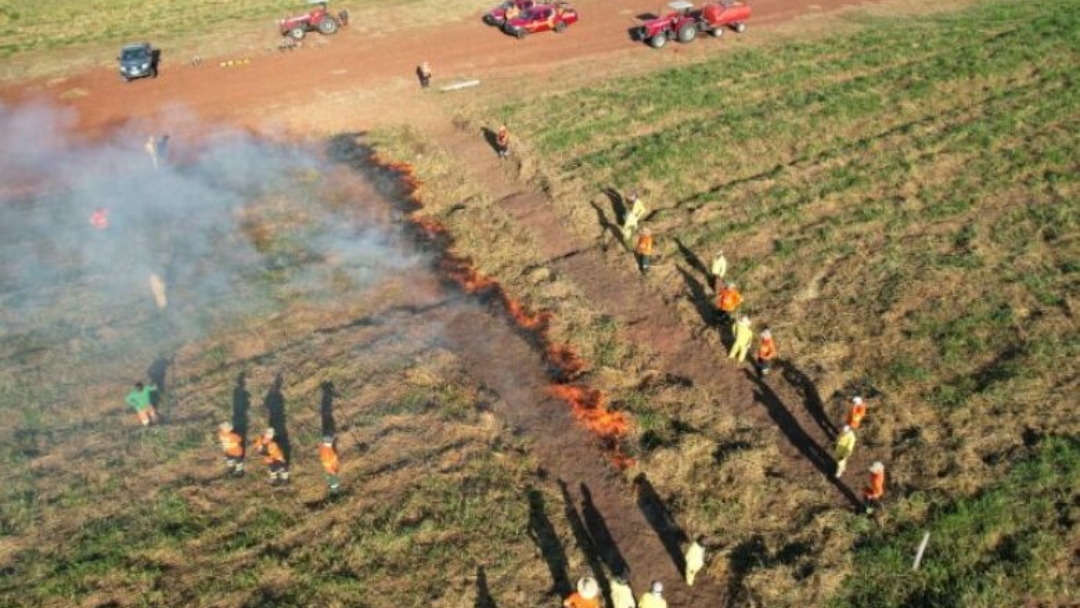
[666,0,695,16]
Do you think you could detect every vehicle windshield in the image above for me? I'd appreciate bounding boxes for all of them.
[121,47,149,62]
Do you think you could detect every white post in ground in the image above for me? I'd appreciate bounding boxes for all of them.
[912,531,931,571]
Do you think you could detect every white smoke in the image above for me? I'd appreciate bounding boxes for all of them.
[0,101,423,352]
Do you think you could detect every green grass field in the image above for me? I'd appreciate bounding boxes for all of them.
[380,0,1078,603]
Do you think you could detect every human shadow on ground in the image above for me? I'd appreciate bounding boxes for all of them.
[475,565,497,608]
[743,369,861,508]
[320,380,336,437]
[559,479,613,606]
[602,187,628,225]
[676,265,718,335]
[580,483,629,578]
[527,487,571,598]
[263,373,290,461]
[590,200,628,252]
[232,372,251,444]
[481,127,503,157]
[633,473,688,576]
[147,356,170,413]
[674,237,710,283]
[780,361,836,441]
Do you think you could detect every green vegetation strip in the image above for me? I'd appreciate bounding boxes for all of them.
[830,436,1080,608]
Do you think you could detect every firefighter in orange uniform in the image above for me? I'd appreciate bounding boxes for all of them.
[253,428,289,486]
[496,125,510,159]
[564,577,600,608]
[715,281,742,323]
[864,461,886,514]
[846,396,868,429]
[635,228,654,274]
[319,435,341,494]
[218,422,245,477]
[755,328,777,376]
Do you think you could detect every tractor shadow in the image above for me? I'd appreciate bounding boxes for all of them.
[743,369,862,509]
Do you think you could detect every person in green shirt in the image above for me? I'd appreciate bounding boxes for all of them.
[125,382,159,426]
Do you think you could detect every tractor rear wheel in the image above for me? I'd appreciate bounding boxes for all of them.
[318,17,339,35]
[735,22,746,33]
[289,26,306,40]
[677,22,697,43]
[554,20,566,33]
[649,33,668,48]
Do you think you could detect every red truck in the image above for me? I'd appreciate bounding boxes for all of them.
[638,0,751,49]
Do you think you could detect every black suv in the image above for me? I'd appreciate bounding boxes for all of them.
[118,43,158,82]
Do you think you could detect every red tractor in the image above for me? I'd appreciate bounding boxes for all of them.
[638,0,751,49]
[280,1,348,40]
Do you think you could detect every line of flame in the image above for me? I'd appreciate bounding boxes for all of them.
[377,156,633,469]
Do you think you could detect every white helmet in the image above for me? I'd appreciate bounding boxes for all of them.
[853,396,864,405]
[219,422,233,432]
[577,577,599,599]
[263,428,275,439]
[651,580,664,594]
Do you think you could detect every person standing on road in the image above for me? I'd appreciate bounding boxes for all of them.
[833,425,857,478]
[685,536,706,586]
[729,314,753,363]
[125,381,159,426]
[416,61,432,88]
[563,576,601,608]
[846,396,869,430]
[864,461,886,514]
[638,581,667,608]
[253,428,289,486]
[218,422,245,477]
[610,570,636,608]
[496,125,510,159]
[635,228,655,274]
[319,435,341,495]
[755,328,778,376]
[710,250,728,292]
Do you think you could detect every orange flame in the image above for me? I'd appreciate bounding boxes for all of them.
[373,154,633,469]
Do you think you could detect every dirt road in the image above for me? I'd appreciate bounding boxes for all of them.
[2,0,863,137]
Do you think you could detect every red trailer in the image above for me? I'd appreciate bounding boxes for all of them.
[699,0,751,36]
